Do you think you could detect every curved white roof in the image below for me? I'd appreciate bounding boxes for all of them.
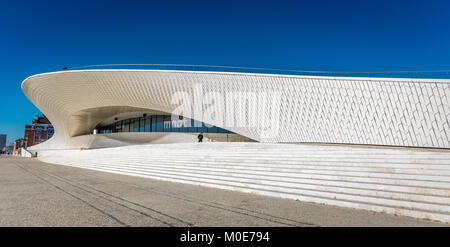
[22,69,450,149]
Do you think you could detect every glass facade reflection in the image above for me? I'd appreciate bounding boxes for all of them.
[98,115,231,134]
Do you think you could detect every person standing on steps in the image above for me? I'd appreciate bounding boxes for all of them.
[198,133,204,143]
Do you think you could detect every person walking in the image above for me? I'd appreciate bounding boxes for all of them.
[198,133,204,143]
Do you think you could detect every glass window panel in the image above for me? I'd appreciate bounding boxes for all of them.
[123,120,129,132]
[163,116,172,132]
[170,116,177,132]
[93,115,240,135]
[174,116,180,132]
[199,122,208,133]
[115,122,122,133]
[187,118,193,132]
[156,116,163,132]
[145,117,151,132]
[151,116,157,132]
[186,119,192,132]
[172,116,180,132]
[193,119,202,133]
[128,119,132,132]
[140,118,145,132]
[208,125,218,133]
[180,116,187,132]
[133,118,140,132]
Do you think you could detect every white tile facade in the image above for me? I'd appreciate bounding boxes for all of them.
[22,70,449,149]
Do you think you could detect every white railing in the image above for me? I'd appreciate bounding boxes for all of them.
[66,64,450,79]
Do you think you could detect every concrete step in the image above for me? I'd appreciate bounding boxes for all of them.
[62,164,450,223]
[58,160,450,209]
[43,157,450,198]
[91,160,450,184]
[56,151,450,166]
[62,156,450,184]
[37,142,450,223]
[79,150,450,164]
[116,157,450,174]
[47,155,450,171]
[62,161,450,204]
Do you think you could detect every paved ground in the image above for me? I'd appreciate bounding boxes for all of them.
[0,156,445,226]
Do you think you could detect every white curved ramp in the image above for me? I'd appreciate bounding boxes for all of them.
[38,142,450,223]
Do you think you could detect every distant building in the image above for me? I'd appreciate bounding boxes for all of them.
[13,138,25,155]
[24,115,54,147]
[13,115,54,154]
[2,144,13,155]
[0,134,6,153]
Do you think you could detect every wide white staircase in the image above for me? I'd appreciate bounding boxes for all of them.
[38,143,450,223]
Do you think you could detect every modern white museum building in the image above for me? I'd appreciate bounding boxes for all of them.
[22,68,450,223]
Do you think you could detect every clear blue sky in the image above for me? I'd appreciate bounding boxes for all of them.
[1,0,450,144]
